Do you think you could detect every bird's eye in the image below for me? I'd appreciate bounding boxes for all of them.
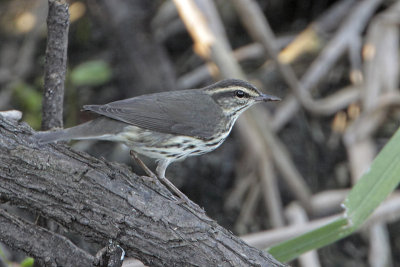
[235,90,245,98]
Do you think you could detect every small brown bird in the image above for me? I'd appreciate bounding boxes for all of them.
[35,79,280,204]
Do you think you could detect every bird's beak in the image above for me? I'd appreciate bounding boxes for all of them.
[255,93,281,102]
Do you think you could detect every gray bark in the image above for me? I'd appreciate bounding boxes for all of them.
[0,209,94,266]
[41,0,69,130]
[0,116,285,267]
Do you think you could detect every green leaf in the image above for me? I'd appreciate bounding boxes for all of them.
[12,82,42,129]
[13,82,42,112]
[70,60,112,86]
[269,217,350,262]
[20,257,34,267]
[344,135,400,226]
[268,127,400,262]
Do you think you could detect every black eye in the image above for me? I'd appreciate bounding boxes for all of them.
[235,90,245,98]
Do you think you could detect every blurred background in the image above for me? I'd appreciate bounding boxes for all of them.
[1,0,400,266]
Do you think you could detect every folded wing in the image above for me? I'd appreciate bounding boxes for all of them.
[83,90,224,139]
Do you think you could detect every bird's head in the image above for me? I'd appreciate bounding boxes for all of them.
[205,79,281,118]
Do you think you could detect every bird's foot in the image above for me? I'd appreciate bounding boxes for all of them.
[156,174,204,213]
[173,194,204,213]
[129,150,204,213]
[138,175,158,183]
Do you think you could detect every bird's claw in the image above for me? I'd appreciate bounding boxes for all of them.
[139,175,158,183]
[173,195,205,213]
[130,150,204,213]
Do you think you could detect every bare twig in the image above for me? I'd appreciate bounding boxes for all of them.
[259,151,285,228]
[232,0,382,117]
[242,193,400,250]
[271,86,361,131]
[251,107,312,211]
[224,172,255,210]
[234,180,261,234]
[242,214,342,249]
[176,38,294,89]
[301,0,383,93]
[344,1,400,181]
[367,223,393,267]
[285,204,321,267]
[41,0,69,130]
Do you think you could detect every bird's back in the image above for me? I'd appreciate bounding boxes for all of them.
[83,89,226,139]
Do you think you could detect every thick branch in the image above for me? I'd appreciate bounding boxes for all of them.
[0,208,94,266]
[41,0,69,130]
[0,116,285,267]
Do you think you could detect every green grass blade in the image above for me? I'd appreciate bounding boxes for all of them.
[268,217,350,262]
[268,127,400,262]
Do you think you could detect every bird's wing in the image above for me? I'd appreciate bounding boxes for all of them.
[83,90,224,139]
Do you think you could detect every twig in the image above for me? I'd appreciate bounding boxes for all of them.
[285,204,321,267]
[176,40,294,89]
[234,180,261,234]
[259,151,284,228]
[224,172,255,210]
[251,107,312,211]
[41,0,69,130]
[301,0,384,92]
[344,2,400,181]
[309,190,348,217]
[241,193,400,249]
[232,0,383,141]
[238,116,285,227]
[271,85,361,131]
[242,214,342,249]
[367,223,393,267]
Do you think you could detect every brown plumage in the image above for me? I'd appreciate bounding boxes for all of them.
[34,79,280,204]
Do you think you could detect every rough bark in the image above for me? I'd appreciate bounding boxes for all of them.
[41,0,69,130]
[0,116,285,267]
[0,209,94,266]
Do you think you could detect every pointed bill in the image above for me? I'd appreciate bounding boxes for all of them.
[255,93,281,102]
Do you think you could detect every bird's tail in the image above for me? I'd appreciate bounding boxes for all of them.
[33,117,127,144]
[34,129,71,144]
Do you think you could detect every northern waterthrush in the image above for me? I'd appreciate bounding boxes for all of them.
[34,79,280,204]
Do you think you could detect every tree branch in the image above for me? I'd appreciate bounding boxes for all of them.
[41,0,69,130]
[0,115,285,267]
[0,208,94,266]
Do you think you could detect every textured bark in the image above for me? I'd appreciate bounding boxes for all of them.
[41,0,69,130]
[0,116,285,267]
[0,209,94,266]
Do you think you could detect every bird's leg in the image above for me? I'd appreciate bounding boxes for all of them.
[155,159,186,199]
[156,160,203,212]
[129,150,157,182]
[129,152,203,212]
